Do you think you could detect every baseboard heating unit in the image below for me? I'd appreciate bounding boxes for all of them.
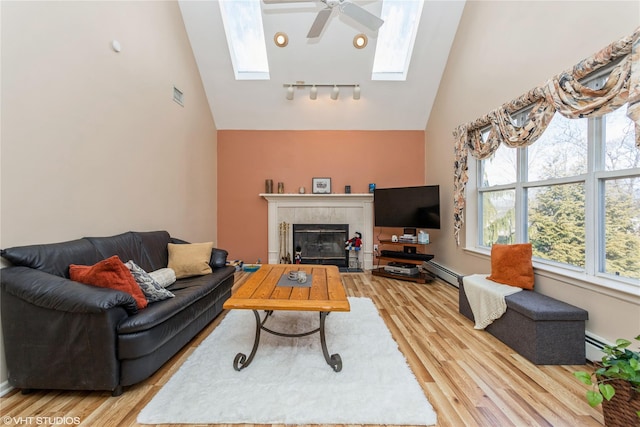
[585,332,612,362]
[421,261,460,286]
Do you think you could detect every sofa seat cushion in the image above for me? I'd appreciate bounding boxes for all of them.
[117,266,234,335]
[504,290,589,321]
[117,266,234,359]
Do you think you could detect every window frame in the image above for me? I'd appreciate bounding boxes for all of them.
[469,107,640,295]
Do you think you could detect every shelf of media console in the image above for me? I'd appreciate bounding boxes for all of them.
[373,240,434,283]
[376,241,433,263]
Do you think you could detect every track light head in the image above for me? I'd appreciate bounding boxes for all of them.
[331,85,339,100]
[283,83,359,101]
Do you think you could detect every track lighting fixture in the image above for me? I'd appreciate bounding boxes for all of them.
[331,85,339,100]
[283,83,360,101]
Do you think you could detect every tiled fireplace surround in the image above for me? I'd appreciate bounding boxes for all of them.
[261,193,374,270]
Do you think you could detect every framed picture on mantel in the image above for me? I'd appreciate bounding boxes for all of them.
[312,177,331,194]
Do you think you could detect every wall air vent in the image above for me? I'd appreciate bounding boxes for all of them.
[173,86,184,106]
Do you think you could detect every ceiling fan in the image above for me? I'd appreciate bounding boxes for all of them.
[263,0,384,38]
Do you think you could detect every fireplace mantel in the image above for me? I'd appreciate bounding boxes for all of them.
[260,193,374,269]
[260,193,374,202]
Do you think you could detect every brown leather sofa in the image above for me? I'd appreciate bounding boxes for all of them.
[1,230,234,396]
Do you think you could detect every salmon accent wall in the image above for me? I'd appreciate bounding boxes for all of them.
[217,130,425,264]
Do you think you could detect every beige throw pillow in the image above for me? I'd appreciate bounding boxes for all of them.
[149,268,177,288]
[167,242,214,279]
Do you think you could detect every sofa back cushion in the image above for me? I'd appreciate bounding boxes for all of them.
[2,230,174,278]
[134,231,171,271]
[85,232,151,271]
[1,239,102,278]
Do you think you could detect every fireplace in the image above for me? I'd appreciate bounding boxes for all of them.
[261,193,374,270]
[293,224,348,267]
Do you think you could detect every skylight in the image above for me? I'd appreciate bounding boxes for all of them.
[372,0,424,81]
[218,0,270,80]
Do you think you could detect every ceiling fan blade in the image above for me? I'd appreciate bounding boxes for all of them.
[307,8,333,38]
[340,2,384,31]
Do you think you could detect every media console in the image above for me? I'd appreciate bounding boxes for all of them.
[372,240,434,284]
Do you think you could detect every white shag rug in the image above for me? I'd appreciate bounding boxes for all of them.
[138,297,437,425]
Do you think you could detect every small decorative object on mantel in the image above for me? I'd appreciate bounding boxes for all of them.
[299,186,305,194]
[345,185,351,194]
[277,182,284,194]
[265,179,273,193]
[369,183,376,193]
[312,177,331,194]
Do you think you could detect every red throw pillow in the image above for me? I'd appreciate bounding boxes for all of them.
[486,243,535,290]
[70,255,148,309]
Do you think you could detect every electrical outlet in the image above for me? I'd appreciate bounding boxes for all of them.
[373,244,379,251]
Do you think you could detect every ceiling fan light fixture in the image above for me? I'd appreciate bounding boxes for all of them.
[353,34,367,49]
[274,32,288,47]
[310,85,318,100]
[286,85,294,100]
[353,85,361,100]
[331,85,339,100]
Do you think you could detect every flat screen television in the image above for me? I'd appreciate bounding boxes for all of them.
[374,185,441,229]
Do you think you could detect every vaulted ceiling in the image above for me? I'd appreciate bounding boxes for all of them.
[178,0,465,130]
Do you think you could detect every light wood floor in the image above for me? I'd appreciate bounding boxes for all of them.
[0,271,603,426]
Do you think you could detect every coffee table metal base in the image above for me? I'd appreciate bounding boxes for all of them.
[233,310,342,372]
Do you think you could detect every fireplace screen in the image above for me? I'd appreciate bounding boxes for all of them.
[293,224,348,267]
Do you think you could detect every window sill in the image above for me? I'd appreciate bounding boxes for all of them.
[462,247,640,304]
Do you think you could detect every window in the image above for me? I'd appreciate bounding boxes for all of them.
[218,0,270,80]
[372,0,424,81]
[477,105,640,282]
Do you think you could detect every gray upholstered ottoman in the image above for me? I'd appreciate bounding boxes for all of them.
[459,277,589,365]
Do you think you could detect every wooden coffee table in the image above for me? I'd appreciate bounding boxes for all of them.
[223,264,350,372]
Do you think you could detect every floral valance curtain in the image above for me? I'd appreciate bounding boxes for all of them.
[453,27,640,245]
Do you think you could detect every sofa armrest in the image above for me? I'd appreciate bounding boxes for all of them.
[1,266,132,392]
[1,266,139,315]
[210,248,228,269]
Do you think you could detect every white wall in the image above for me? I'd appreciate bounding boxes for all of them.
[426,1,640,347]
[0,1,218,391]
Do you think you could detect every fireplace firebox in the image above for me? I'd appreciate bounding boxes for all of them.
[293,224,348,267]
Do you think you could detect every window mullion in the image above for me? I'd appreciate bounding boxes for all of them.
[584,117,602,276]
[516,146,527,243]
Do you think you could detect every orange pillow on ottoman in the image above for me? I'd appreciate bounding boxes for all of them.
[486,243,534,290]
[70,255,148,309]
